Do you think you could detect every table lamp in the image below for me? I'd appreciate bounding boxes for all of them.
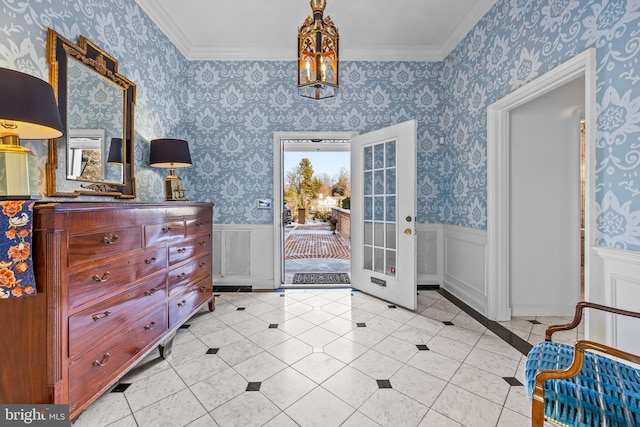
[149,138,192,201]
[0,67,64,199]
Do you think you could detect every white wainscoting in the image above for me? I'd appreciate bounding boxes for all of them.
[211,220,638,352]
[442,225,488,316]
[589,247,640,355]
[212,224,274,289]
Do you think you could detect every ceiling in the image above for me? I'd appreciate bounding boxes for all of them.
[135,0,497,61]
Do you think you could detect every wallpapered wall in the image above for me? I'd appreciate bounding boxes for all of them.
[0,0,188,201]
[1,0,640,251]
[181,60,441,224]
[441,0,640,250]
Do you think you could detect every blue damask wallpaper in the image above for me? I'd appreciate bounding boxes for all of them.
[182,60,441,223]
[1,0,639,250]
[441,0,640,249]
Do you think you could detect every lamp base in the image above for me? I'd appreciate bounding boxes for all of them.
[0,143,41,200]
[164,173,187,201]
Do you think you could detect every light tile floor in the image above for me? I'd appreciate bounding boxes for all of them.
[72,290,578,427]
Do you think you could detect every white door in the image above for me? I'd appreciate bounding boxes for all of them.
[350,120,417,310]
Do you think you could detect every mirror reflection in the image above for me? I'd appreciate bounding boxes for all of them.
[66,58,124,183]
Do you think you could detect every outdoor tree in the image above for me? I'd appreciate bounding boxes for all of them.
[315,173,333,198]
[331,167,351,197]
[285,158,322,210]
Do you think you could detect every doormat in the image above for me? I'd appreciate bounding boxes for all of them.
[292,272,351,285]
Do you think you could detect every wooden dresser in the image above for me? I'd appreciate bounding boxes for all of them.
[0,202,214,419]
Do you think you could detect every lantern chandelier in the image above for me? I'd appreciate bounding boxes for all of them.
[297,0,339,100]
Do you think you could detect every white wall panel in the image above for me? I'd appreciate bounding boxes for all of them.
[213,225,274,289]
[591,247,640,355]
[442,225,488,315]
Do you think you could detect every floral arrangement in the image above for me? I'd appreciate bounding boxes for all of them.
[0,201,36,298]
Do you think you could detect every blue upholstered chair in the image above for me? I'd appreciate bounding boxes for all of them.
[525,302,640,427]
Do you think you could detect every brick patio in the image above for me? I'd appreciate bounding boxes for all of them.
[284,223,350,260]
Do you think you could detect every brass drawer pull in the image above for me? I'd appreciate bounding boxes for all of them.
[93,271,111,282]
[161,226,172,233]
[92,352,111,367]
[102,234,119,245]
[195,221,203,227]
[199,286,207,292]
[144,321,157,330]
[177,272,186,280]
[92,310,112,321]
[144,287,157,296]
[144,257,157,264]
[177,300,187,307]
[177,247,186,253]
[199,262,206,268]
[199,240,207,247]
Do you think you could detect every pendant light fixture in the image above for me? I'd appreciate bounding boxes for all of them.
[297,0,339,100]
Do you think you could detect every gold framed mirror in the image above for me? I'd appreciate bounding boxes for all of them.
[46,28,136,198]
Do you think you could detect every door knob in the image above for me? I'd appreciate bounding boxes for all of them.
[404,228,412,235]
[405,216,412,222]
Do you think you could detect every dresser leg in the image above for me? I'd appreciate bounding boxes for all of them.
[208,295,216,312]
[159,337,174,359]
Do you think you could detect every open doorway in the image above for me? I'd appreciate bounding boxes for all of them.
[273,132,357,288]
[283,149,351,286]
[487,48,595,320]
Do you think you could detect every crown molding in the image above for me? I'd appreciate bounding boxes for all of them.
[439,0,497,58]
[137,0,496,62]
[136,0,192,58]
[186,45,445,62]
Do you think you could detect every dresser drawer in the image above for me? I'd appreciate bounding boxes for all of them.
[145,220,186,247]
[168,234,211,266]
[68,227,142,266]
[68,274,167,358]
[168,254,211,295]
[168,278,212,329]
[68,304,167,411]
[68,247,167,310]
[186,217,212,237]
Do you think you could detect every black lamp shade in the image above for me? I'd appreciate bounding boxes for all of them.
[0,67,64,139]
[107,137,132,164]
[149,138,192,168]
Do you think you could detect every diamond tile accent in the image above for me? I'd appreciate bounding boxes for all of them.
[503,377,523,386]
[206,348,219,354]
[179,324,191,329]
[416,344,429,351]
[528,319,542,324]
[442,321,454,326]
[111,383,131,393]
[357,323,367,327]
[388,305,397,309]
[376,379,392,389]
[269,324,279,329]
[237,307,246,311]
[246,382,261,391]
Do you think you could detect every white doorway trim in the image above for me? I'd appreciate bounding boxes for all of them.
[486,48,596,321]
[272,131,357,288]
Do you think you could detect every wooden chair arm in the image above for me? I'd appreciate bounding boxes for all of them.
[532,340,640,426]
[545,301,640,341]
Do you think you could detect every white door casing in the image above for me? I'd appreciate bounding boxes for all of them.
[272,131,356,288]
[487,48,596,320]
